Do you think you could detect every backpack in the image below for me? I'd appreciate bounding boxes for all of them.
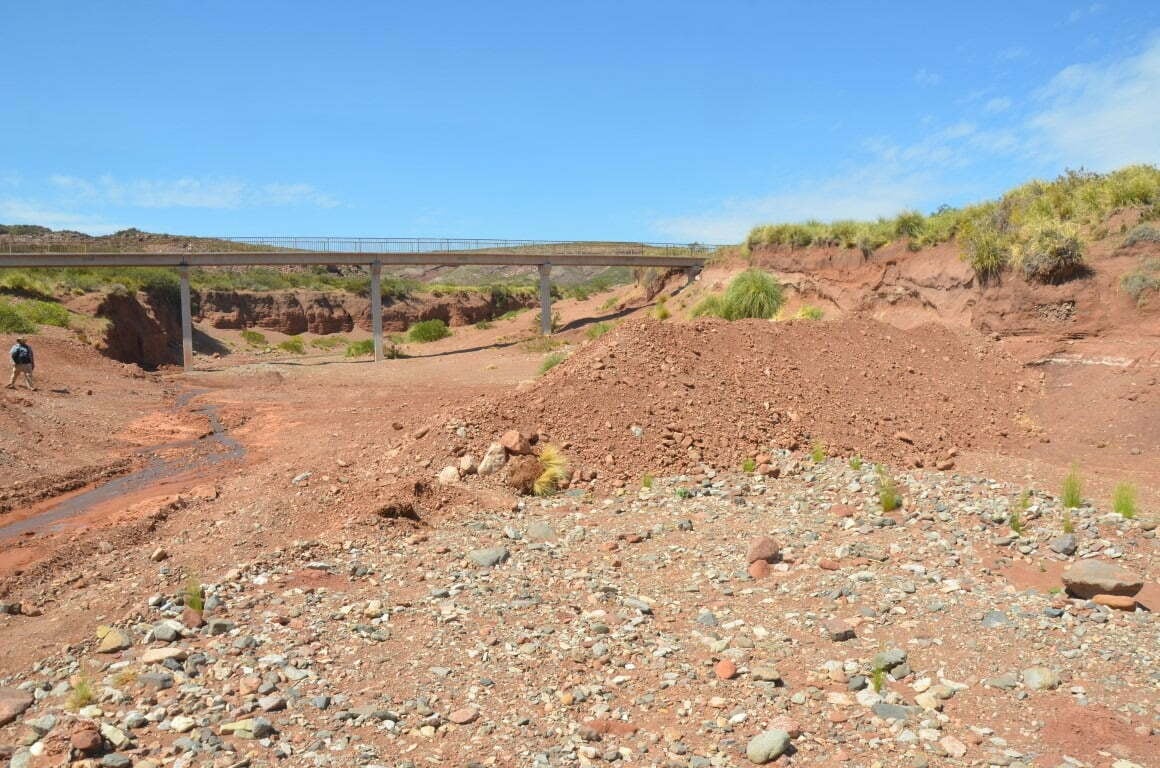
[12,345,30,365]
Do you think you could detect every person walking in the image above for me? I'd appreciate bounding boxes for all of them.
[7,337,35,391]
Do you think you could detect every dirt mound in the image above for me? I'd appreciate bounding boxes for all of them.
[458,317,1034,484]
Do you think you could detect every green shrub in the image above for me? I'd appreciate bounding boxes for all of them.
[651,296,671,320]
[877,466,900,512]
[408,319,451,343]
[690,294,725,318]
[893,210,926,239]
[1112,482,1137,519]
[1121,258,1160,304]
[473,320,495,330]
[740,457,757,473]
[849,456,863,470]
[277,336,306,354]
[539,351,567,375]
[240,329,268,347]
[674,487,693,499]
[66,677,95,711]
[1062,509,1075,534]
[184,577,205,612]
[641,474,654,489]
[1061,464,1083,508]
[0,302,38,333]
[960,218,1010,279]
[1123,224,1160,247]
[721,269,784,320]
[795,304,824,320]
[1009,507,1025,535]
[810,441,826,463]
[345,339,375,357]
[1013,221,1086,283]
[585,321,614,340]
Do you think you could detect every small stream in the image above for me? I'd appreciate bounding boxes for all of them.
[0,391,244,539]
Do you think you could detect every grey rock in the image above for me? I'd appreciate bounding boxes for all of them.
[871,648,907,672]
[1062,560,1143,599]
[981,610,1010,628]
[206,618,235,635]
[477,443,507,476]
[526,522,556,541]
[467,547,509,567]
[101,755,132,768]
[985,672,1020,690]
[872,702,917,721]
[1021,666,1060,691]
[746,729,791,764]
[1049,534,1077,556]
[258,695,287,712]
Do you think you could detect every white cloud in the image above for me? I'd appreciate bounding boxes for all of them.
[1029,36,1160,169]
[914,68,942,87]
[1066,3,1104,24]
[49,175,339,209]
[0,198,124,234]
[984,97,1012,113]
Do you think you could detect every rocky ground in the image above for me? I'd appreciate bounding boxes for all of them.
[0,451,1155,768]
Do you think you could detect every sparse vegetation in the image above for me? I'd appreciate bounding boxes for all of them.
[345,339,375,357]
[0,301,38,333]
[1112,482,1137,519]
[539,351,567,375]
[277,336,306,354]
[795,304,824,320]
[1123,224,1160,246]
[849,456,863,470]
[184,576,206,612]
[809,441,826,463]
[741,457,757,473]
[641,474,654,489]
[650,296,671,320]
[473,320,495,330]
[743,165,1160,280]
[533,444,569,496]
[1062,464,1083,508]
[0,298,70,332]
[1009,507,1025,536]
[1062,509,1075,534]
[600,295,620,311]
[585,321,615,340]
[674,487,693,499]
[870,666,886,693]
[1121,258,1160,305]
[877,466,900,512]
[240,329,268,347]
[408,319,451,343]
[310,335,346,350]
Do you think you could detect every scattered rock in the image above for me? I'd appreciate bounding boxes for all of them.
[477,442,507,476]
[746,536,780,564]
[746,729,791,764]
[500,429,533,455]
[467,547,509,567]
[0,688,33,727]
[1021,666,1061,691]
[1062,560,1144,599]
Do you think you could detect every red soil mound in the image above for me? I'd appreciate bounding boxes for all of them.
[459,316,1035,484]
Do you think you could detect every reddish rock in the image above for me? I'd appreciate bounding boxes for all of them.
[0,687,33,727]
[1062,560,1144,599]
[448,707,479,724]
[756,463,780,477]
[748,560,770,579]
[181,607,205,629]
[936,459,955,471]
[766,714,803,738]
[830,504,856,518]
[894,431,915,444]
[624,533,644,544]
[818,559,841,571]
[824,618,856,642]
[500,430,533,455]
[746,536,780,564]
[584,718,637,737]
[714,659,738,680]
[70,723,102,754]
[1092,594,1137,610]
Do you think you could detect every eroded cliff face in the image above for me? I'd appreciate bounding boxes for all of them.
[88,288,540,368]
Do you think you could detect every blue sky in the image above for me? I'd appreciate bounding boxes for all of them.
[2,1,1158,242]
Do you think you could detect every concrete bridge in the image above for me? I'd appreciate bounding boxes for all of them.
[0,237,712,369]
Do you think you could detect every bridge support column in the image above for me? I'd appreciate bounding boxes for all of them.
[538,263,552,336]
[179,266,193,372]
[371,260,383,362]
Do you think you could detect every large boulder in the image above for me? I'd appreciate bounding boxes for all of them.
[0,687,33,727]
[1062,560,1144,599]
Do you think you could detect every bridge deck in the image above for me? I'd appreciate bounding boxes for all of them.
[0,251,705,268]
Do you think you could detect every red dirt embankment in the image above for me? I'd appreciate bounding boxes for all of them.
[453,316,1034,485]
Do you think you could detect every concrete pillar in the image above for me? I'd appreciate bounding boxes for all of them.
[538,263,552,336]
[371,260,383,362]
[179,266,193,372]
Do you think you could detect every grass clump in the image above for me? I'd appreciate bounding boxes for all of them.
[585,321,615,340]
[1062,509,1075,534]
[277,336,305,354]
[1009,507,1025,536]
[184,577,205,612]
[674,487,693,499]
[1112,482,1137,519]
[67,677,95,711]
[795,304,824,320]
[240,329,268,347]
[0,302,38,333]
[641,474,654,489]
[1123,224,1160,246]
[1012,221,1086,283]
[650,296,671,321]
[1121,258,1160,305]
[870,666,886,694]
[533,444,569,496]
[693,270,785,321]
[408,319,451,343]
[1061,464,1083,508]
[310,335,345,350]
[539,351,567,375]
[809,441,826,463]
[473,320,495,330]
[740,457,757,473]
[849,456,863,471]
[876,466,900,512]
[345,339,375,357]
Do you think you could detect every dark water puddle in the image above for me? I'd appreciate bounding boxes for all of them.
[0,390,243,540]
